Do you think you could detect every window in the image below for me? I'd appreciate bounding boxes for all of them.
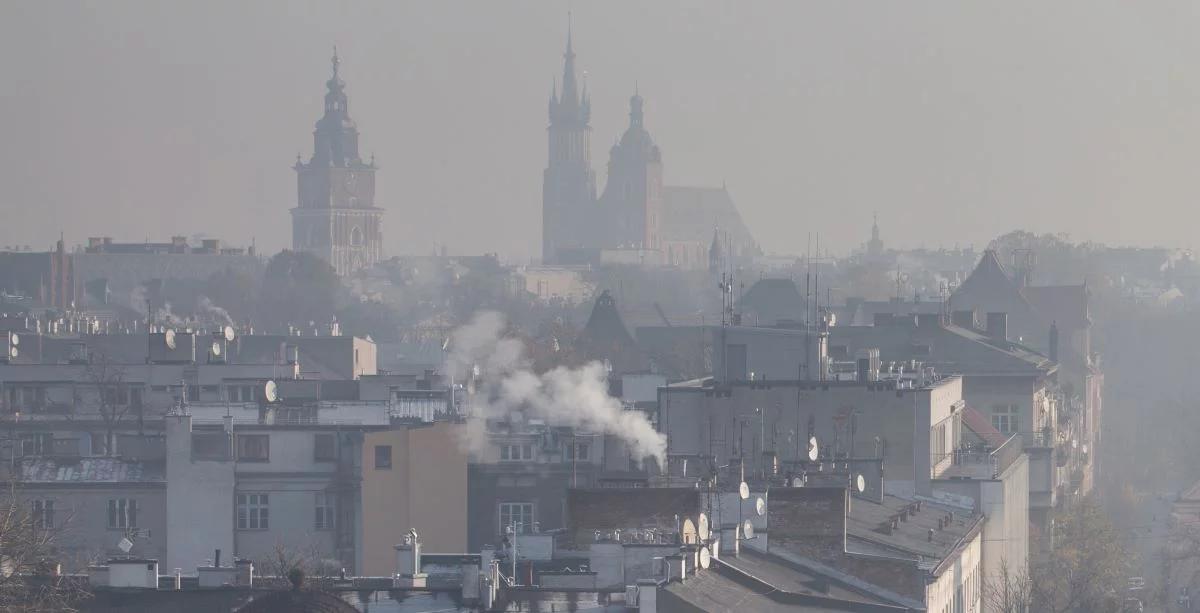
[227,385,257,403]
[107,499,137,530]
[314,434,336,461]
[101,386,129,405]
[991,404,1019,434]
[32,500,54,529]
[20,433,52,456]
[566,442,590,461]
[315,492,335,530]
[374,445,392,469]
[237,434,269,461]
[192,432,229,460]
[500,444,533,462]
[236,494,269,530]
[499,502,534,535]
[932,422,948,460]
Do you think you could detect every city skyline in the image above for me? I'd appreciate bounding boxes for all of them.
[2,1,1199,262]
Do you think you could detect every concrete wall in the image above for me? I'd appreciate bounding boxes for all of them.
[660,377,963,496]
[934,453,1029,586]
[565,488,702,549]
[926,530,982,613]
[14,484,166,570]
[360,422,468,576]
[165,415,234,572]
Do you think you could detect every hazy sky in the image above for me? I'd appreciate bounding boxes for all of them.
[2,1,1199,261]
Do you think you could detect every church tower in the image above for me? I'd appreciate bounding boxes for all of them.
[600,88,662,255]
[542,25,597,264]
[292,49,384,276]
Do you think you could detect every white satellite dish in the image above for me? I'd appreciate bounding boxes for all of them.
[211,341,222,357]
[791,476,804,487]
[8,346,17,359]
[263,380,279,403]
[856,474,866,493]
[738,481,750,500]
[742,520,755,540]
[223,325,236,342]
[681,518,697,545]
[699,546,712,569]
[808,437,820,462]
[117,537,133,554]
[9,333,17,346]
[697,513,710,541]
[755,497,766,516]
[164,329,176,350]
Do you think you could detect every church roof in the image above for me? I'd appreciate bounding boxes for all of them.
[576,290,648,373]
[661,186,755,248]
[738,278,805,326]
[955,250,1024,300]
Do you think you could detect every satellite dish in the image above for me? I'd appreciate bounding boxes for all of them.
[1081,444,1089,454]
[263,380,279,403]
[9,333,17,346]
[808,437,820,462]
[211,342,222,357]
[681,518,697,545]
[699,546,712,569]
[742,520,755,540]
[8,346,17,359]
[856,474,866,493]
[223,325,236,342]
[164,329,176,350]
[738,481,750,500]
[117,537,133,554]
[755,497,766,516]
[697,513,710,541]
[791,476,804,487]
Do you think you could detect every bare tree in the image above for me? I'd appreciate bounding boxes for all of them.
[0,486,85,612]
[985,560,1033,613]
[82,353,132,456]
[1029,498,1130,613]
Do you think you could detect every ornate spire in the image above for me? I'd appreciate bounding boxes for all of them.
[549,16,589,128]
[629,87,644,129]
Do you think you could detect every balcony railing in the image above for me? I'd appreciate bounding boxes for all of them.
[940,434,1023,479]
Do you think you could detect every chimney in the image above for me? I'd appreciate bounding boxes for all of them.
[986,312,1008,341]
[234,559,254,587]
[951,310,977,329]
[1049,322,1059,362]
[393,531,428,588]
[855,348,880,382]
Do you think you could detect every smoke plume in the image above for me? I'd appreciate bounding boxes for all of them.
[446,311,666,466]
[197,295,234,326]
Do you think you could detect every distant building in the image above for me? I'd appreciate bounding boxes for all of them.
[292,50,384,276]
[0,238,74,310]
[540,29,758,268]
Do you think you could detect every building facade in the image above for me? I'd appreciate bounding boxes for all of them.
[292,51,384,276]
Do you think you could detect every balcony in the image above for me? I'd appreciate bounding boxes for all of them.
[939,434,1023,480]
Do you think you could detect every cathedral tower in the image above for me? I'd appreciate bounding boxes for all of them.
[600,89,662,254]
[542,25,597,263]
[292,50,384,276]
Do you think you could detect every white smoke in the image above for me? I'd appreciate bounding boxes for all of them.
[197,296,234,326]
[447,311,666,466]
